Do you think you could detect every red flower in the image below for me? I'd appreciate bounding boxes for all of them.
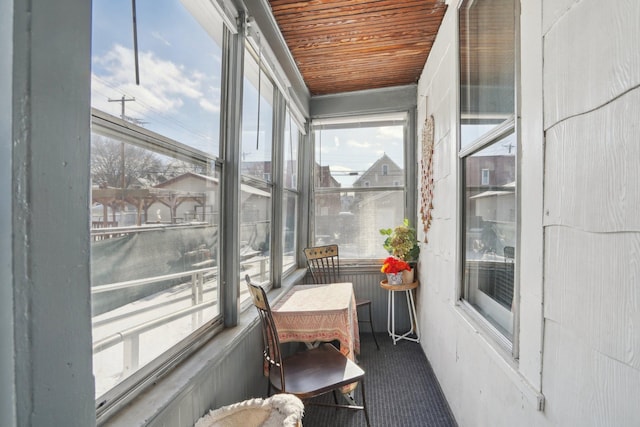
[381,256,411,274]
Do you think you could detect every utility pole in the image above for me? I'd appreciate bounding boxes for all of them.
[108,95,135,121]
[108,96,136,219]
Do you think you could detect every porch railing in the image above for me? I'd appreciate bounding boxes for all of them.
[91,267,217,375]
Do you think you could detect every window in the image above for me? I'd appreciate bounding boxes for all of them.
[91,0,225,408]
[240,44,275,300]
[241,47,274,181]
[312,114,407,259]
[459,0,517,344]
[481,168,490,185]
[282,108,301,273]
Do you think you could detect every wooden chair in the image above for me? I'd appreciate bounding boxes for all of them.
[303,244,380,350]
[245,275,371,427]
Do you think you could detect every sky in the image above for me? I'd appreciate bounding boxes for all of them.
[315,125,405,187]
[91,0,224,156]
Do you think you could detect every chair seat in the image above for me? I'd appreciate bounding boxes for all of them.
[270,344,364,400]
[356,298,370,307]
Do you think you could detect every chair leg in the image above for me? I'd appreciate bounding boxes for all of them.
[360,378,371,427]
[367,303,380,350]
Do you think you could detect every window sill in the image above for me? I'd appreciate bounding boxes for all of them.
[100,269,307,427]
[454,301,545,412]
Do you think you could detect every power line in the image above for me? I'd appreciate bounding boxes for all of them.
[95,75,216,144]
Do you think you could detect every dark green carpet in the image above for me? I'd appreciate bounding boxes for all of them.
[301,333,457,426]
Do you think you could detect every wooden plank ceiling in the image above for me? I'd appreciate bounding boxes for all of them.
[267,0,448,96]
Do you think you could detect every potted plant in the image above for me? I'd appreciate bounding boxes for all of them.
[379,219,420,283]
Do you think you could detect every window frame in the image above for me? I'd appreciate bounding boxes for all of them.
[238,41,277,302]
[91,2,236,418]
[282,106,302,275]
[91,110,226,419]
[457,0,521,356]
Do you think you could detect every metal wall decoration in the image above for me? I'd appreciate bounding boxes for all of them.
[420,115,435,243]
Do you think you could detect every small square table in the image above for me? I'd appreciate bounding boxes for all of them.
[271,282,360,360]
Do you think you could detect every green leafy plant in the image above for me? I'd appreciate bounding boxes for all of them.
[379,219,420,262]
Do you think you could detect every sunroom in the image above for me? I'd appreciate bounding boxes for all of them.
[4,0,640,426]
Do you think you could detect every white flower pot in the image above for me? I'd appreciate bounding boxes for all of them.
[386,272,403,285]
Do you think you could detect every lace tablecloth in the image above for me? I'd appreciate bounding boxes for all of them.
[272,282,360,360]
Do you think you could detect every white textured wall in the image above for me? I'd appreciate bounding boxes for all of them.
[416,2,546,425]
[416,0,640,426]
[541,0,640,425]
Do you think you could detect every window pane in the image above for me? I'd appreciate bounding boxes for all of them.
[459,0,515,149]
[282,109,299,273]
[282,190,298,272]
[239,47,274,300]
[463,134,516,338]
[91,0,223,156]
[314,190,404,259]
[312,118,407,260]
[90,132,221,398]
[239,182,272,302]
[314,125,404,188]
[91,0,225,401]
[241,50,274,181]
[284,109,299,190]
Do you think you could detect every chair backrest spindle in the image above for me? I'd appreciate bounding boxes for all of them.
[303,244,340,284]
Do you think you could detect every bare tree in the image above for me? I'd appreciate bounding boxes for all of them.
[91,135,163,188]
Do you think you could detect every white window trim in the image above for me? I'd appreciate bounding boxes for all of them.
[453,300,545,411]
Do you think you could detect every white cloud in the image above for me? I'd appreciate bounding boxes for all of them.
[347,139,371,149]
[199,98,220,113]
[377,126,403,140]
[151,31,171,46]
[199,84,221,113]
[91,44,211,117]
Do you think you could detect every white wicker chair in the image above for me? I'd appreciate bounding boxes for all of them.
[195,394,304,427]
